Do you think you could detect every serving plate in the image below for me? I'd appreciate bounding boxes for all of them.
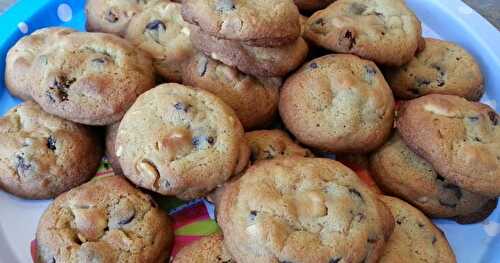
[0,0,499,262]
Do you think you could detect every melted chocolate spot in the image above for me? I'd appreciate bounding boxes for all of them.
[47,136,56,151]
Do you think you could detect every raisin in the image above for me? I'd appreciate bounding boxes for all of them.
[343,30,356,50]
[47,76,75,103]
[488,111,498,125]
[249,210,258,221]
[145,20,166,31]
[47,136,56,151]
[216,0,236,12]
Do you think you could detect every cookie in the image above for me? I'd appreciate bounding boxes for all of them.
[30,31,155,125]
[280,54,395,153]
[0,101,102,199]
[5,27,76,100]
[115,83,249,200]
[189,26,309,77]
[304,0,422,66]
[294,0,336,12]
[181,0,301,47]
[105,122,122,175]
[35,175,173,263]
[217,157,394,263]
[384,38,484,101]
[378,196,456,263]
[183,53,281,130]
[85,0,159,36]
[172,233,235,263]
[370,132,495,221]
[125,1,195,82]
[396,94,500,197]
[245,129,313,162]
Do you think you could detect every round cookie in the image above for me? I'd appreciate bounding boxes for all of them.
[105,122,122,175]
[280,54,395,153]
[85,0,160,36]
[378,196,456,263]
[245,129,313,162]
[5,27,76,100]
[385,38,484,101]
[304,0,422,66]
[0,101,102,199]
[370,133,496,221]
[115,83,249,200]
[181,0,301,47]
[189,26,309,77]
[396,94,500,197]
[172,233,235,263]
[30,31,155,126]
[35,175,173,263]
[125,1,195,82]
[183,53,281,130]
[217,157,395,263]
[294,0,336,12]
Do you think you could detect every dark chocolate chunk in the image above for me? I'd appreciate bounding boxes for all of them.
[488,111,498,125]
[249,210,258,221]
[47,136,57,151]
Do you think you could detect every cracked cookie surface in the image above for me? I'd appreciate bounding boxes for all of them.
[30,31,155,125]
[396,94,500,197]
[116,83,248,200]
[183,53,280,130]
[126,1,195,82]
[384,38,484,101]
[0,101,102,199]
[378,196,456,263]
[181,0,301,47]
[370,133,496,222]
[279,54,395,153]
[217,157,394,263]
[304,0,421,66]
[173,233,235,263]
[35,175,173,263]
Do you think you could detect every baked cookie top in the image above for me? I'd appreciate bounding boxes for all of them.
[181,0,301,47]
[30,31,155,125]
[385,38,484,101]
[116,83,248,200]
[245,129,313,162]
[304,0,421,66]
[0,101,102,199]
[370,133,495,221]
[172,233,235,263]
[36,175,173,263]
[217,157,394,263]
[183,53,280,130]
[396,94,500,197]
[378,196,456,263]
[126,1,194,82]
[279,54,395,153]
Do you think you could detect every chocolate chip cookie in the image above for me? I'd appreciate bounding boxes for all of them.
[35,175,173,263]
[125,1,195,82]
[217,157,394,263]
[385,38,484,101]
[0,101,102,199]
[105,122,122,175]
[173,233,235,263]
[183,53,281,130]
[245,129,313,163]
[5,27,76,100]
[304,0,422,66]
[115,83,249,200]
[181,0,301,47]
[189,26,309,77]
[30,31,155,125]
[396,94,500,197]
[280,54,395,153]
[294,0,336,12]
[370,133,496,222]
[378,196,456,263]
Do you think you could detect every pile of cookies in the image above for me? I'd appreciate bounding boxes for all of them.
[0,0,498,262]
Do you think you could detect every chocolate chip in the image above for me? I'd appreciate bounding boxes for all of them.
[174,102,191,112]
[216,0,236,12]
[309,62,318,69]
[350,2,367,15]
[343,30,356,50]
[329,257,342,263]
[105,9,119,23]
[348,188,364,202]
[197,56,209,76]
[207,136,215,145]
[15,153,31,173]
[263,149,274,160]
[47,76,75,103]
[249,210,258,221]
[145,20,166,31]
[118,211,136,225]
[488,111,498,125]
[47,136,56,151]
[437,79,445,87]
